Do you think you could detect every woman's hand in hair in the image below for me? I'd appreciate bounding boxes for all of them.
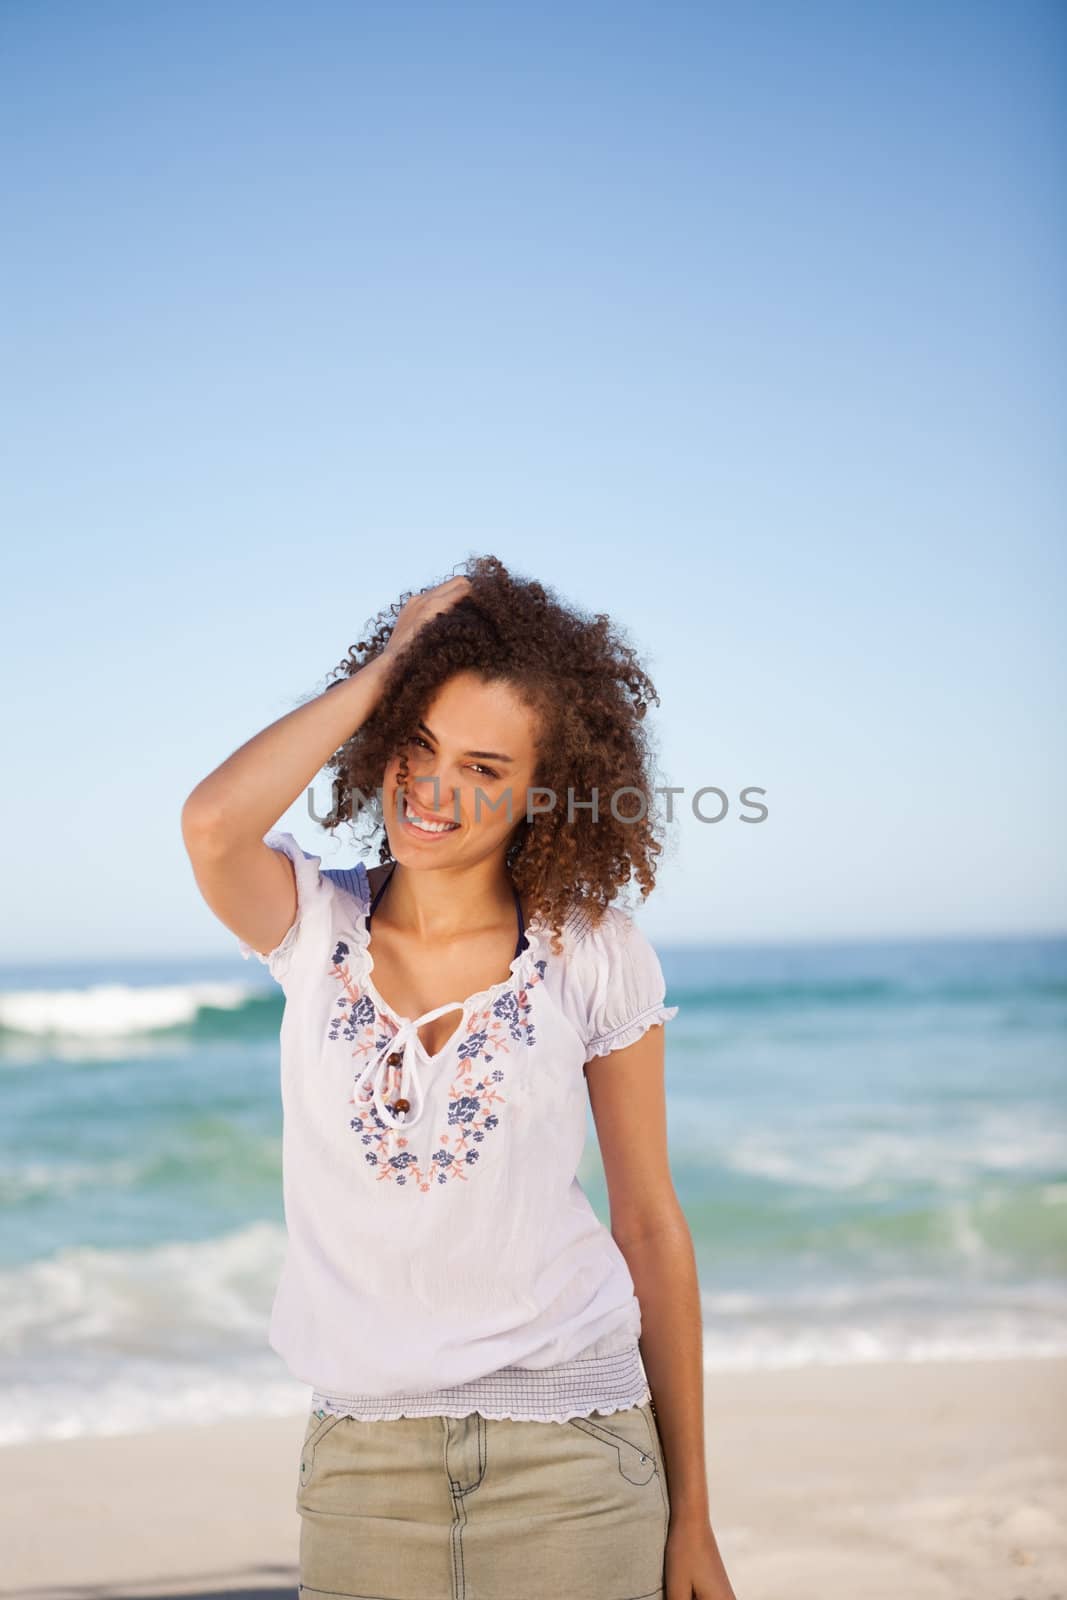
[381,575,472,666]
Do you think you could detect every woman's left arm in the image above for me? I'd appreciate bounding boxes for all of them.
[585,1026,740,1600]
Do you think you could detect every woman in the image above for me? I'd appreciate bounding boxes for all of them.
[182,556,739,1600]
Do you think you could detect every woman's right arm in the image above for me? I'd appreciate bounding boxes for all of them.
[181,575,473,958]
[180,658,391,960]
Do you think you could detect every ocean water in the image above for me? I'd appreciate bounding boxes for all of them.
[1,934,1064,1445]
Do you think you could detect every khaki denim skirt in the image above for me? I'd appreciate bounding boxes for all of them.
[296,1398,671,1600]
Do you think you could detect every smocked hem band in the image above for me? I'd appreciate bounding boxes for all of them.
[309,1341,649,1424]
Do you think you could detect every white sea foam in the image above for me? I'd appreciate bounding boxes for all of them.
[697,1277,1067,1369]
[0,980,255,1040]
[715,1110,1067,1189]
[0,1231,1065,1445]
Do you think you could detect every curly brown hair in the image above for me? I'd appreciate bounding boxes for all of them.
[317,555,671,954]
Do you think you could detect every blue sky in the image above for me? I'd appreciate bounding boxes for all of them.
[2,0,1063,960]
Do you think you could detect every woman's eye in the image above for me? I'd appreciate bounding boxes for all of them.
[408,737,498,780]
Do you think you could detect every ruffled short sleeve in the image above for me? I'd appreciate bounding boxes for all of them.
[236,829,338,988]
[575,906,679,1062]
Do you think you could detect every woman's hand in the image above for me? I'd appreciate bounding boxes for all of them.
[380,575,472,666]
[664,1513,739,1600]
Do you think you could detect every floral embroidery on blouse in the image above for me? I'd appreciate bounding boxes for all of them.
[328,941,548,1193]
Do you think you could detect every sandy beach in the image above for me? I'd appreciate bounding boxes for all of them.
[2,1355,1064,1600]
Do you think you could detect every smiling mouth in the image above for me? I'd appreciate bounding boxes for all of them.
[399,796,460,835]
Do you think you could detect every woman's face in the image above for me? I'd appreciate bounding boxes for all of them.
[381,672,541,868]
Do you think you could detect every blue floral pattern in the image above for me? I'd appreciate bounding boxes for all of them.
[328,940,547,1193]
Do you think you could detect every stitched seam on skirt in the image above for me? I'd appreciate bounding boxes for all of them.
[450,1474,467,1597]
[566,1413,634,1452]
[478,1589,666,1600]
[638,1404,670,1546]
[456,1413,487,1495]
[298,1586,413,1599]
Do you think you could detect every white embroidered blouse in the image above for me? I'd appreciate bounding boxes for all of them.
[238,829,679,1423]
